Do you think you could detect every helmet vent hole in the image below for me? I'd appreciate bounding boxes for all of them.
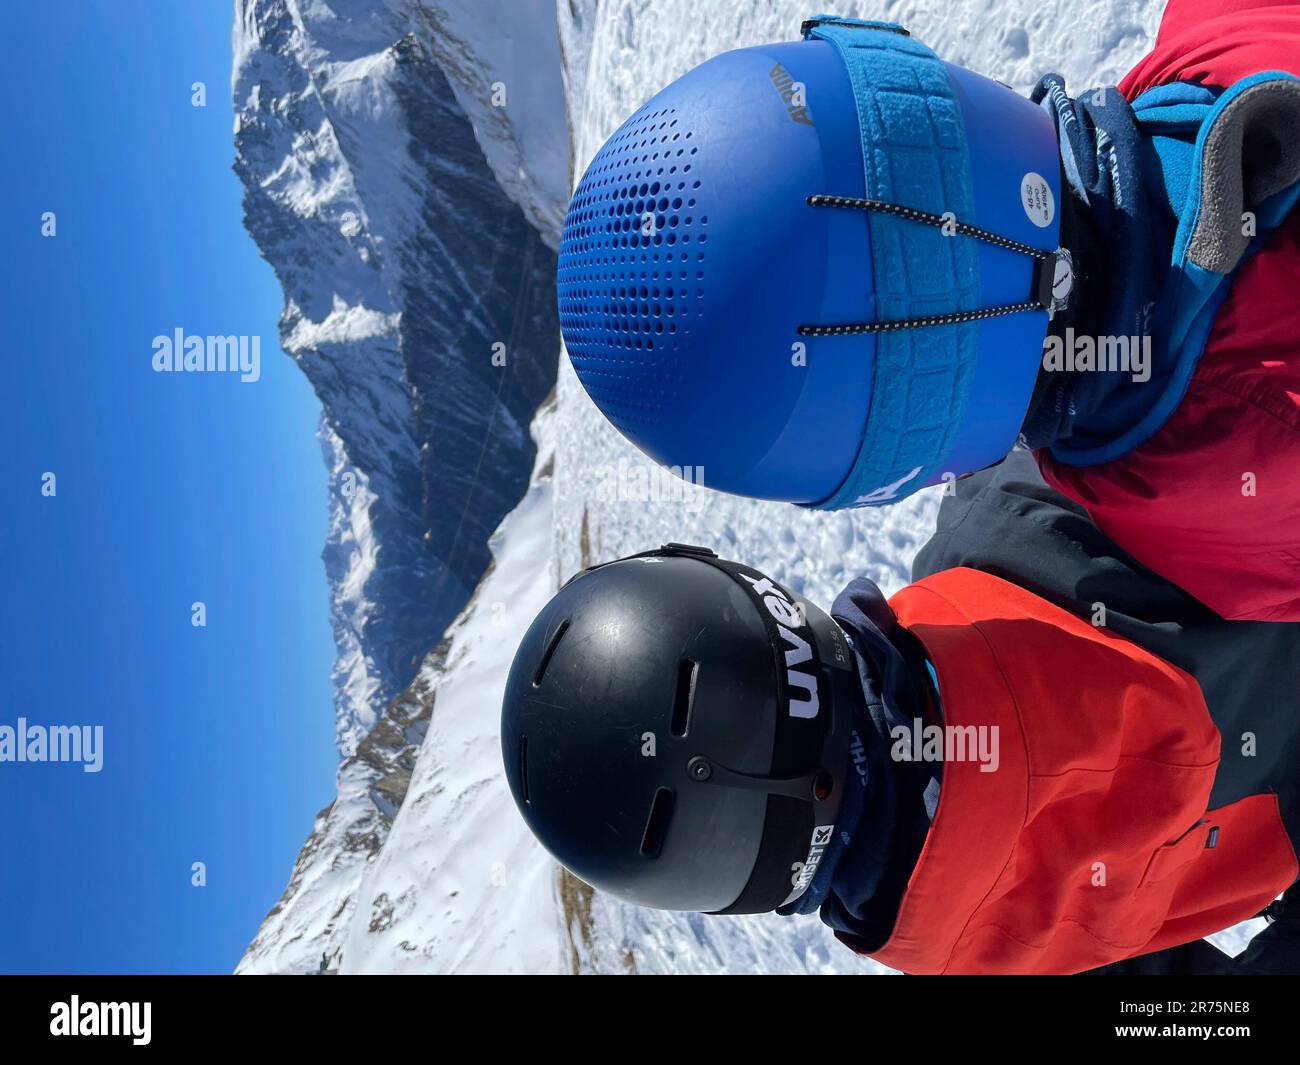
[518,735,531,805]
[532,619,570,687]
[670,659,697,737]
[639,787,675,858]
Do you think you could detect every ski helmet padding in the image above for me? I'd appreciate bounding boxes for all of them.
[500,545,857,915]
[557,16,1061,507]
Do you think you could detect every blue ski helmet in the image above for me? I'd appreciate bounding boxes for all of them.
[557,16,1064,507]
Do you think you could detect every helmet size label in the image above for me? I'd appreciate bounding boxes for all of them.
[1020,172,1055,228]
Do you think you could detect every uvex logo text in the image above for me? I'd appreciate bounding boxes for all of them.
[738,573,819,719]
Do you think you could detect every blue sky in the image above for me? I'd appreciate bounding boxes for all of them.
[0,4,339,972]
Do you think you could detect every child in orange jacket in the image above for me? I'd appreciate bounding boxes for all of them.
[501,454,1299,973]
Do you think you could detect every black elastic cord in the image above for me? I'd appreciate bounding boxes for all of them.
[809,195,1052,260]
[799,194,1053,337]
[799,301,1044,337]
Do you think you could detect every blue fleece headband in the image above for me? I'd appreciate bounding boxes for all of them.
[802,16,980,508]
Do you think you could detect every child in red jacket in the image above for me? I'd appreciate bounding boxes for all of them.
[1031,0,1300,621]
[557,1,1300,621]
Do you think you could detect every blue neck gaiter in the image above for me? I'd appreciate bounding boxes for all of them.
[777,578,939,952]
[1020,74,1176,452]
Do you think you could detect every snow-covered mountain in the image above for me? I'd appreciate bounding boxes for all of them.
[238,0,1267,975]
[232,0,565,753]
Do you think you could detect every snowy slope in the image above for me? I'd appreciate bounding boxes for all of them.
[338,406,567,973]
[240,0,1271,974]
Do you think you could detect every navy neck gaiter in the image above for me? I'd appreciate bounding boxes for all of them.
[1019,74,1175,453]
[777,578,938,954]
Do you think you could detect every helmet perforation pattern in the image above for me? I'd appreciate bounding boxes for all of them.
[559,105,707,432]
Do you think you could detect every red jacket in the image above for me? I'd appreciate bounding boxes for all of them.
[1037,0,1300,621]
[866,568,1297,975]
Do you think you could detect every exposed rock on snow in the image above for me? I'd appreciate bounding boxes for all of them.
[237,645,441,974]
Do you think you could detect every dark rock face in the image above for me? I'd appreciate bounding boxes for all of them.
[391,35,559,601]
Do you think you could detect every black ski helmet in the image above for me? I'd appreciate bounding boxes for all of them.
[501,543,858,915]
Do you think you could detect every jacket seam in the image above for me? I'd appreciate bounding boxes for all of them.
[1186,366,1300,434]
[1030,754,1221,779]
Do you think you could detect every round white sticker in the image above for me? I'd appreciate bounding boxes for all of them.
[1053,255,1074,302]
[1020,172,1055,228]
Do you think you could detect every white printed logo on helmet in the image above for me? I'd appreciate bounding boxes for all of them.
[1020,172,1055,228]
[852,465,923,506]
[737,573,819,720]
[788,824,837,896]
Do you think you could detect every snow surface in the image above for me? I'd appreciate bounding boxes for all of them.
[240,0,1265,972]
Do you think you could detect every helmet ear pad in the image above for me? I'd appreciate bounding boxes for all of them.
[501,549,858,915]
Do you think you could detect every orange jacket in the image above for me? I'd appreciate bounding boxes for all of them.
[863,568,1297,974]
